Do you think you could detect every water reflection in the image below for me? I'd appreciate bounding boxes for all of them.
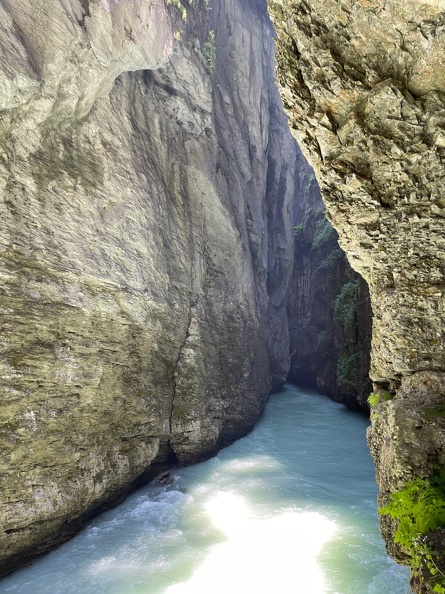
[167,492,336,594]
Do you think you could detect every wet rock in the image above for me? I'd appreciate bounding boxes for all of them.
[153,471,173,485]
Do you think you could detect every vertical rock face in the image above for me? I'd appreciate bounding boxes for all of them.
[268,0,445,589]
[368,372,445,555]
[0,0,299,575]
[268,0,445,387]
[289,178,372,410]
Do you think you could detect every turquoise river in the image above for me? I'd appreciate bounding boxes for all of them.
[0,384,410,593]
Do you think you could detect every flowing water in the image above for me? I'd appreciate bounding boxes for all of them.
[0,384,410,594]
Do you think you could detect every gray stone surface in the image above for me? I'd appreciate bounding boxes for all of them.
[269,0,445,387]
[0,0,299,575]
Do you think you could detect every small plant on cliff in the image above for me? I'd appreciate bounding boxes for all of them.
[336,351,359,394]
[166,0,187,20]
[292,223,303,237]
[200,30,216,71]
[380,470,445,592]
[312,215,336,247]
[367,390,393,408]
[187,31,216,72]
[318,247,343,270]
[333,281,359,333]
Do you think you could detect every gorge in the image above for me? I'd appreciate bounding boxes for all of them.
[269,0,445,591]
[0,0,443,592]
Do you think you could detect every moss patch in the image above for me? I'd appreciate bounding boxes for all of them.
[424,404,445,422]
[337,351,360,394]
[368,390,393,408]
[334,281,359,332]
[313,215,337,247]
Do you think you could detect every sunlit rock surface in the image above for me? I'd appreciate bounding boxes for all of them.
[268,0,445,385]
[0,0,300,574]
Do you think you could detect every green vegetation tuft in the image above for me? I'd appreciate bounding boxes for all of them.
[368,390,393,408]
[318,247,343,270]
[166,0,212,19]
[424,404,445,422]
[333,281,359,332]
[187,30,216,73]
[316,330,331,355]
[292,223,303,237]
[336,351,359,393]
[166,0,188,20]
[380,470,445,593]
[201,30,216,72]
[313,215,336,247]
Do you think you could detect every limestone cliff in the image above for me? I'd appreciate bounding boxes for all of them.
[268,0,445,590]
[288,165,372,410]
[0,0,299,575]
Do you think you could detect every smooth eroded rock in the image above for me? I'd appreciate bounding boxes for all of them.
[0,0,299,575]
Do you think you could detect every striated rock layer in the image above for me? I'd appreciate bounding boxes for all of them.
[269,0,445,589]
[0,0,300,575]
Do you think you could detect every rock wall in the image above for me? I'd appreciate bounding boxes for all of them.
[268,0,445,387]
[268,0,445,590]
[367,372,445,574]
[289,176,372,410]
[0,0,299,575]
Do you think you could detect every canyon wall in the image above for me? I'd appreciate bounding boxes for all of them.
[288,167,372,410]
[268,0,445,590]
[0,0,299,575]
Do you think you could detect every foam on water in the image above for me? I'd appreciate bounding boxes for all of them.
[0,385,410,594]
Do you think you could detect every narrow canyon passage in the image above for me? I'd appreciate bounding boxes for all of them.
[1,0,443,591]
[0,385,409,594]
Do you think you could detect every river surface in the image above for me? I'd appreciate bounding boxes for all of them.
[0,384,410,594]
